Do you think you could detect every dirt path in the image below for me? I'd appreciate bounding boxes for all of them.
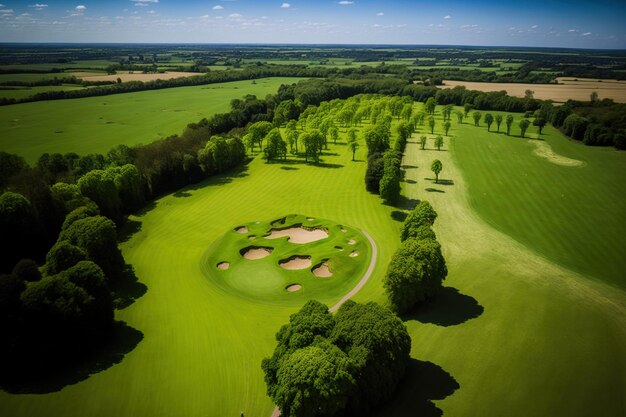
[270,229,378,417]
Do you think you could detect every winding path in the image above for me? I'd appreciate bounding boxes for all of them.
[270,228,378,417]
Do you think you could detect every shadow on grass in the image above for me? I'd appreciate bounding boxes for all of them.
[113,265,148,310]
[404,287,484,327]
[0,321,144,395]
[173,190,192,198]
[425,178,455,186]
[391,210,408,222]
[425,188,445,193]
[403,179,417,184]
[402,164,419,169]
[371,359,459,417]
[280,166,299,171]
[118,219,142,243]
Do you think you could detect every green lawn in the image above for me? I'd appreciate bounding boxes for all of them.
[0,104,624,417]
[0,85,86,100]
[0,77,304,163]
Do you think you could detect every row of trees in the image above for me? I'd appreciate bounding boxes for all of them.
[262,299,411,417]
[385,201,448,314]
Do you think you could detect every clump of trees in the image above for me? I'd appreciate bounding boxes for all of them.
[262,299,411,417]
[385,200,448,314]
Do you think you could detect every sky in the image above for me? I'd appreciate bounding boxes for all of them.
[0,0,625,48]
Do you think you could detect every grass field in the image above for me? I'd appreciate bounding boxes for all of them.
[0,104,623,417]
[0,85,86,100]
[0,77,304,163]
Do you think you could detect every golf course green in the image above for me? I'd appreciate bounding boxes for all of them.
[0,101,623,417]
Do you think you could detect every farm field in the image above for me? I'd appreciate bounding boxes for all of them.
[0,104,623,417]
[0,77,304,163]
[0,85,87,100]
[78,71,203,83]
[440,79,626,102]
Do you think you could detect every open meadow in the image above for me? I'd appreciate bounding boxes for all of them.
[1,102,623,417]
[0,77,304,163]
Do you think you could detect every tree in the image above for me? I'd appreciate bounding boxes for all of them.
[77,169,122,224]
[495,114,503,132]
[45,240,87,275]
[431,159,442,183]
[424,97,436,115]
[400,103,413,122]
[348,139,359,161]
[384,238,448,314]
[365,153,385,193]
[590,91,599,104]
[363,124,390,156]
[428,117,435,134]
[328,126,339,145]
[455,110,463,124]
[463,103,473,118]
[505,114,514,136]
[247,121,273,151]
[524,89,534,99]
[519,119,531,138]
[443,121,451,136]
[472,111,482,127]
[400,200,438,241]
[12,259,41,282]
[533,117,547,135]
[442,104,454,121]
[419,135,427,150]
[264,128,287,162]
[434,135,444,151]
[301,130,324,164]
[484,113,494,131]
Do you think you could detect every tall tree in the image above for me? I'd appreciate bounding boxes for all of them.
[455,110,463,124]
[472,111,482,127]
[443,120,451,136]
[428,117,436,134]
[533,117,547,135]
[434,135,444,151]
[519,119,531,138]
[420,135,427,150]
[424,97,436,115]
[484,113,494,132]
[431,159,443,183]
[505,114,514,136]
[495,114,503,133]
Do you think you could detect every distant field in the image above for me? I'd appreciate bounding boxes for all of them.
[440,79,626,102]
[0,85,86,100]
[0,77,304,162]
[80,71,204,82]
[0,60,118,71]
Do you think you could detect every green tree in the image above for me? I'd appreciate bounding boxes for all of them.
[419,135,427,150]
[434,135,444,151]
[247,121,273,151]
[519,119,531,138]
[301,130,325,164]
[463,102,473,118]
[484,113,494,131]
[472,111,482,127]
[400,103,413,121]
[347,138,359,161]
[424,97,436,115]
[384,238,448,314]
[495,114,503,132]
[400,200,438,241]
[428,117,436,134]
[328,126,339,145]
[533,117,547,135]
[12,259,41,282]
[431,159,443,183]
[45,240,87,275]
[77,170,122,223]
[505,114,514,136]
[455,110,464,124]
[443,121,451,136]
[264,129,287,162]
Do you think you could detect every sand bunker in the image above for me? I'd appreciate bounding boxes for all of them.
[280,256,312,270]
[286,284,302,292]
[248,235,256,240]
[531,141,585,167]
[349,251,359,257]
[217,262,230,270]
[241,246,273,260]
[307,217,316,221]
[348,239,356,245]
[335,246,344,251]
[312,262,333,278]
[266,226,329,244]
[235,226,249,233]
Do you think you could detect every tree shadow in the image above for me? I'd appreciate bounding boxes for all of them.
[0,321,144,395]
[118,219,142,243]
[425,178,454,186]
[403,287,484,327]
[173,190,192,198]
[391,210,408,222]
[113,264,148,310]
[394,195,420,211]
[280,166,299,171]
[402,164,418,169]
[369,359,459,417]
[403,179,417,184]
[425,188,445,193]
[317,162,344,169]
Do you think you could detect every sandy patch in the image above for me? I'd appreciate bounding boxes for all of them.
[307,217,315,221]
[279,256,312,270]
[349,251,359,257]
[79,71,203,83]
[266,226,329,244]
[236,226,249,233]
[286,284,302,292]
[312,262,333,278]
[348,239,356,245]
[335,246,344,251]
[438,79,626,103]
[241,246,273,260]
[531,141,585,167]
[248,235,256,240]
[217,262,230,270]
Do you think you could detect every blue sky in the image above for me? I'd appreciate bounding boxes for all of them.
[0,0,624,48]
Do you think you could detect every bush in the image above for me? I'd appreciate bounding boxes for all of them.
[12,259,41,282]
[45,240,87,275]
[400,200,438,241]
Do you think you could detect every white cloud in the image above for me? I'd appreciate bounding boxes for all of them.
[229,13,242,18]
[582,32,592,36]
[29,4,48,10]
[531,24,538,29]
[376,12,384,16]
[75,5,86,11]
[281,3,291,8]
[200,14,209,19]
[338,1,354,5]
[213,5,224,10]
[443,15,451,19]
[568,28,577,32]
[131,0,158,3]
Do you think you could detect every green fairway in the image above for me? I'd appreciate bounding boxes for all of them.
[0,103,624,417]
[0,77,304,163]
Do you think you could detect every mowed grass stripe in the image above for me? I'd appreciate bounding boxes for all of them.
[0,77,305,163]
